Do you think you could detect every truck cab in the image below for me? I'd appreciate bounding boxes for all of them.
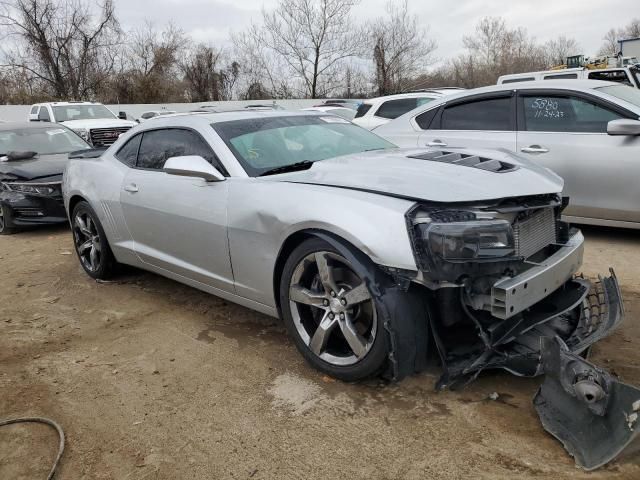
[28,102,137,147]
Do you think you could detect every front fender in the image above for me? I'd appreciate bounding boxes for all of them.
[227,179,417,307]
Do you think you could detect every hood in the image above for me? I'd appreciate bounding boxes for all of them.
[0,153,69,181]
[267,148,563,203]
[61,118,137,130]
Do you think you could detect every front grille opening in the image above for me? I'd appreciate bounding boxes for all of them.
[15,208,44,217]
[514,208,557,259]
[90,127,131,146]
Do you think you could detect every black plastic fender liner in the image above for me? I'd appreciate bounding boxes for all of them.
[534,336,640,470]
[310,231,431,380]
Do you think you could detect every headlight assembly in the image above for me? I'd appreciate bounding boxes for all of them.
[417,219,515,261]
[409,208,517,275]
[2,181,61,196]
[72,128,90,143]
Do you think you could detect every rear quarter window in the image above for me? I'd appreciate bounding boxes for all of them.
[415,108,439,130]
[354,103,372,118]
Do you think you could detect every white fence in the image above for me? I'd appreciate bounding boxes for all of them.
[0,99,321,122]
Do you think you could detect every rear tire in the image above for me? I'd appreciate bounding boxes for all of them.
[279,237,389,381]
[71,201,116,279]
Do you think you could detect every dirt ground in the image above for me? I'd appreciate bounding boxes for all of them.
[1,224,640,480]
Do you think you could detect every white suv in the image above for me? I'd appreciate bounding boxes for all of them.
[352,89,463,130]
[28,102,137,147]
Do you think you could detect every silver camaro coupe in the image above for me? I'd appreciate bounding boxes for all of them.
[63,111,640,469]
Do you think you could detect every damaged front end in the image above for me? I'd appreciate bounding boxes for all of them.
[400,196,640,469]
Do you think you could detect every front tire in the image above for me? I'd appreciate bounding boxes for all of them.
[0,203,18,235]
[71,201,116,279]
[279,238,388,381]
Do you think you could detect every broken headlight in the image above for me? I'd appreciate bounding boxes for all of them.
[409,208,517,276]
[419,219,515,261]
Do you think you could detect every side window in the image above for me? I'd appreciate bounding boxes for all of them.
[136,129,223,172]
[521,95,623,133]
[502,77,535,84]
[30,106,39,115]
[415,108,439,130]
[588,70,632,86]
[543,73,578,80]
[115,133,142,167]
[375,98,419,119]
[38,107,51,122]
[441,97,511,131]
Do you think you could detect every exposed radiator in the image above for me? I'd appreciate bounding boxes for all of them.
[514,208,557,259]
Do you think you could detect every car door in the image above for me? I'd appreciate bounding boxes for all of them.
[119,127,234,292]
[516,90,640,223]
[418,94,517,151]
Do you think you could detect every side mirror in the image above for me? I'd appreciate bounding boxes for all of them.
[118,111,128,120]
[28,114,40,122]
[607,119,640,136]
[163,155,225,182]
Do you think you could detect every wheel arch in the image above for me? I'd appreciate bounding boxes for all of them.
[273,227,433,382]
[68,194,88,220]
[272,228,376,318]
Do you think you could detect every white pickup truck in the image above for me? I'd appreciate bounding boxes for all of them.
[28,102,137,147]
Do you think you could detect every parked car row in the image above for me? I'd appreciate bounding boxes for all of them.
[2,81,640,469]
[376,80,640,229]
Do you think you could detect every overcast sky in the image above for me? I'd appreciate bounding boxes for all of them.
[113,0,637,63]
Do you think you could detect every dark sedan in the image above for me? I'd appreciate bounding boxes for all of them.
[0,122,90,234]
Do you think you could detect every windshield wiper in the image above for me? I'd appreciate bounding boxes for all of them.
[259,160,315,177]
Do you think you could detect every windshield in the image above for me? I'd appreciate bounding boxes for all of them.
[0,127,90,156]
[53,104,116,122]
[596,84,640,110]
[213,115,396,177]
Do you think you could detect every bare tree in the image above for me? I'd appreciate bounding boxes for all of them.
[369,0,436,95]
[543,36,581,67]
[246,0,363,98]
[232,28,295,99]
[599,19,640,56]
[0,0,122,99]
[450,16,546,87]
[181,44,223,102]
[181,44,240,102]
[600,28,621,56]
[123,22,187,102]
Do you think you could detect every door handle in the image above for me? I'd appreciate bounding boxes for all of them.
[427,140,448,148]
[521,145,549,154]
[124,183,139,193]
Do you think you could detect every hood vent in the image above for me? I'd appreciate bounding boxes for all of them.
[407,151,518,173]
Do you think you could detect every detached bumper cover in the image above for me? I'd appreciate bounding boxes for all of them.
[437,270,624,388]
[535,336,640,471]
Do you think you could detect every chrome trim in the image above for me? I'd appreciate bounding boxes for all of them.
[491,231,584,319]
